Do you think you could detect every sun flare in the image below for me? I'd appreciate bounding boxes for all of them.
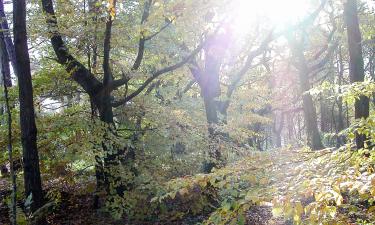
[231,0,310,33]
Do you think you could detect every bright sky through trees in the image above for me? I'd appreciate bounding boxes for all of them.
[231,0,309,33]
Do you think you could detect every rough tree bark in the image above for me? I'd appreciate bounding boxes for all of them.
[14,0,44,214]
[344,0,369,149]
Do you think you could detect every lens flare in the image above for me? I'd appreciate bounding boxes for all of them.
[231,0,310,34]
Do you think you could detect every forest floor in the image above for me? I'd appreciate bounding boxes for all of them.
[0,147,373,224]
[0,172,288,224]
[0,184,286,225]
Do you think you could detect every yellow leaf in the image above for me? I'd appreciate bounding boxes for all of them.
[108,0,116,19]
[272,207,283,217]
[324,206,337,218]
[179,188,189,196]
[247,175,257,184]
[368,206,375,213]
[169,191,176,199]
[293,214,301,223]
[295,202,304,215]
[245,193,259,203]
[198,179,207,187]
[259,177,269,185]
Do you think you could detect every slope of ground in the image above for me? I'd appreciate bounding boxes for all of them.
[1,147,374,224]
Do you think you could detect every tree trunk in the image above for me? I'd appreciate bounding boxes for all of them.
[13,0,44,215]
[320,96,330,133]
[288,37,324,150]
[198,34,228,173]
[272,112,284,148]
[336,46,346,146]
[344,0,370,149]
[201,90,224,173]
[302,92,324,150]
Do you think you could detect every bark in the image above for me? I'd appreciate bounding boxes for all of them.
[344,0,370,149]
[13,0,44,215]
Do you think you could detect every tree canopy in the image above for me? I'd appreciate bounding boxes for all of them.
[0,0,374,224]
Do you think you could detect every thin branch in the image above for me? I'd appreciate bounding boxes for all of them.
[112,39,208,107]
[41,0,103,97]
[103,0,117,86]
[131,0,152,70]
[144,20,173,41]
[227,30,275,99]
[174,79,196,99]
[308,41,338,73]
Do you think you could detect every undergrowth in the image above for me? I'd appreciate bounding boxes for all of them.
[152,147,375,224]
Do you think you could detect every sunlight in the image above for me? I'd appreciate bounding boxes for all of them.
[231,0,310,33]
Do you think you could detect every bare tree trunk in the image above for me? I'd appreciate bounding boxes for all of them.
[344,0,370,149]
[14,0,45,216]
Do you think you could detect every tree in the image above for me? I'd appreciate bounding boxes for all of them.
[188,26,274,172]
[344,0,369,149]
[14,0,44,214]
[335,45,347,146]
[40,0,208,199]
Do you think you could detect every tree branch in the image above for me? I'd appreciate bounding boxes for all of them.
[144,20,173,41]
[308,41,338,73]
[131,0,152,70]
[41,0,103,97]
[112,39,207,107]
[227,30,275,99]
[103,0,117,86]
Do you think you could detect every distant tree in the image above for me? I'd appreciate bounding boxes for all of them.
[188,26,273,172]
